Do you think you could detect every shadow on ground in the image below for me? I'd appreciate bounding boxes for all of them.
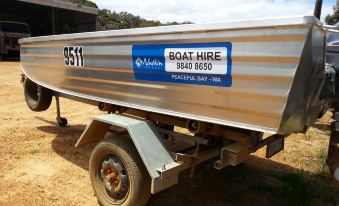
[35,117,339,206]
[35,116,93,171]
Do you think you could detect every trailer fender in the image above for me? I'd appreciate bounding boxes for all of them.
[75,114,181,193]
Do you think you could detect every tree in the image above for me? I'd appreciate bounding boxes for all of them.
[62,0,98,8]
[97,9,124,30]
[61,0,192,30]
[325,0,339,25]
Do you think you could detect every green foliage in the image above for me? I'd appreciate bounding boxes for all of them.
[325,0,339,25]
[97,9,146,30]
[62,0,98,8]
[97,9,192,30]
[61,0,192,30]
[29,149,39,155]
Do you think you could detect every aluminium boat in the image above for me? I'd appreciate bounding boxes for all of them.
[20,15,328,135]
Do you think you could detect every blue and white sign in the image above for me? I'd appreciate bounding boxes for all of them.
[132,42,232,87]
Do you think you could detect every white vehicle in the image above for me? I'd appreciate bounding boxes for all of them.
[0,21,30,59]
[327,22,339,69]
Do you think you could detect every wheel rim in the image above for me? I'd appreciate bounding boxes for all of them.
[99,155,129,203]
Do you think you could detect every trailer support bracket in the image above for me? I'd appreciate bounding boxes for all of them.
[75,113,181,193]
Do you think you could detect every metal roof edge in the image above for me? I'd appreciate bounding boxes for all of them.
[17,0,98,15]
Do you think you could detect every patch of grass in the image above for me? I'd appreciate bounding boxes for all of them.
[304,133,311,141]
[19,172,27,176]
[315,146,329,176]
[29,149,39,155]
[273,172,311,206]
[316,146,327,162]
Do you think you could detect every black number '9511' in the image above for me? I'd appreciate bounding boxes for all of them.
[64,46,84,67]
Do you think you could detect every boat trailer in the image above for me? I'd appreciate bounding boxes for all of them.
[19,0,339,205]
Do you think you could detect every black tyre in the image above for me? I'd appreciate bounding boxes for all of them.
[24,78,52,111]
[89,137,151,206]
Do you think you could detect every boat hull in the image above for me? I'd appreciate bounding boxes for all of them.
[20,16,326,134]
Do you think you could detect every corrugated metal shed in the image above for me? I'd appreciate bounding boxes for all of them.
[0,0,98,36]
[18,0,97,15]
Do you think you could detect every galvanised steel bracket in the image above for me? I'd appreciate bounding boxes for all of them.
[75,113,181,193]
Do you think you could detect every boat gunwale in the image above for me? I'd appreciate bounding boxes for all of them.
[19,16,321,44]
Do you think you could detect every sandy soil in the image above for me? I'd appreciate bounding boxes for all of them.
[0,62,338,206]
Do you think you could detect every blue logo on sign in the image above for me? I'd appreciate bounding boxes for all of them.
[132,42,232,87]
[134,57,163,69]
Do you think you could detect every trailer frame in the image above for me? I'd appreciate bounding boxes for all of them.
[75,112,286,196]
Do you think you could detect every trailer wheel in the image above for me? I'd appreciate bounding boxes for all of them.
[89,137,151,206]
[24,78,52,111]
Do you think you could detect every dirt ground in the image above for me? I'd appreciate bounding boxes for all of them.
[0,61,338,206]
